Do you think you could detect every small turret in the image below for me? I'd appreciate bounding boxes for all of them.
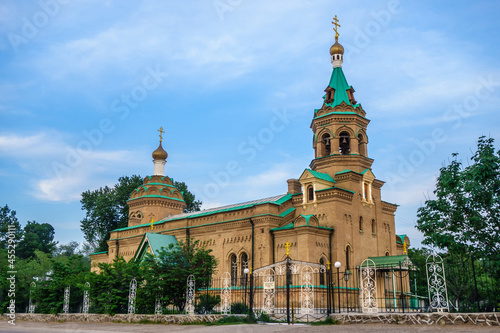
[152,127,167,176]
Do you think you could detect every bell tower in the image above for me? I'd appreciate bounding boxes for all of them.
[310,16,373,177]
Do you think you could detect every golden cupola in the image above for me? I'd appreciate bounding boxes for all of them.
[152,143,168,160]
[152,127,168,176]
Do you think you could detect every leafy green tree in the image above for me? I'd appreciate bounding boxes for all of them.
[54,241,80,257]
[80,176,202,252]
[416,136,500,258]
[88,257,143,314]
[0,205,22,249]
[141,239,217,312]
[80,175,143,252]
[174,181,202,213]
[407,247,432,297]
[17,221,57,259]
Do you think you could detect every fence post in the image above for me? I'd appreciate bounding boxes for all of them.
[286,257,291,324]
[399,262,405,313]
[249,268,254,318]
[327,263,331,316]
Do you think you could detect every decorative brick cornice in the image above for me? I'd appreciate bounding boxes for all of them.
[128,197,185,210]
[381,201,398,213]
[310,155,374,171]
[315,188,354,202]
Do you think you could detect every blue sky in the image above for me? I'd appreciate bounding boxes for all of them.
[1,0,499,249]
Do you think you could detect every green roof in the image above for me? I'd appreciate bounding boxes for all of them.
[307,169,335,183]
[113,193,293,232]
[360,255,414,269]
[396,234,408,244]
[279,207,296,218]
[324,67,360,108]
[90,251,108,256]
[134,233,178,261]
[271,214,333,232]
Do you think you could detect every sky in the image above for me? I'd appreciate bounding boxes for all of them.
[0,0,499,250]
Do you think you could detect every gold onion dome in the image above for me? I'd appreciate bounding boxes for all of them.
[330,38,344,55]
[152,142,168,160]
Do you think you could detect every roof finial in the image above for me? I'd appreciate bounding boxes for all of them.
[158,127,165,143]
[332,15,341,42]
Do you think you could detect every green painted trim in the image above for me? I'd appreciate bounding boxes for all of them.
[279,207,296,218]
[127,195,185,203]
[139,183,177,188]
[90,251,108,255]
[313,111,369,121]
[114,194,292,233]
[112,214,254,235]
[306,169,335,183]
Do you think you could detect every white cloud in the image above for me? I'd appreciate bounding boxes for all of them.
[0,132,138,202]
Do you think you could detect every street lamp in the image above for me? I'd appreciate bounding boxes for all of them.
[334,261,341,313]
[244,268,250,308]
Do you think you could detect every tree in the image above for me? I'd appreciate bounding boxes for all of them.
[54,241,81,257]
[174,181,202,213]
[0,205,22,249]
[80,176,202,252]
[16,221,57,259]
[407,247,433,297]
[89,257,142,314]
[416,136,500,258]
[80,175,143,251]
[141,239,217,312]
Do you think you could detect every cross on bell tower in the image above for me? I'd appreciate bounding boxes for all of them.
[309,15,372,177]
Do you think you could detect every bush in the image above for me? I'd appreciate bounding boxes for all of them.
[256,311,271,322]
[231,302,249,314]
[195,293,220,314]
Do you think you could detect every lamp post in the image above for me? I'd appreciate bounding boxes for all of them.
[334,261,341,313]
[244,268,249,308]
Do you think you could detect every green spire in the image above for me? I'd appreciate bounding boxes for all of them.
[323,67,359,108]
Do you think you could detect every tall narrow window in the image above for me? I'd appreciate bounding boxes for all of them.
[345,246,351,271]
[339,132,350,155]
[371,219,376,234]
[319,258,325,286]
[307,185,314,202]
[230,254,237,286]
[240,252,248,283]
[359,216,363,232]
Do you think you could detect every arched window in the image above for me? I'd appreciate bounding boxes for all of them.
[385,251,390,257]
[371,219,376,234]
[240,252,248,281]
[345,246,351,271]
[319,258,326,285]
[359,216,363,232]
[322,133,331,156]
[339,131,350,155]
[307,185,314,202]
[358,134,367,156]
[230,254,237,286]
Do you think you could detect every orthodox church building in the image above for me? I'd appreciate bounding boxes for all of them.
[90,24,410,277]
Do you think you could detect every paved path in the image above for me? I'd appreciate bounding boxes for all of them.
[1,322,499,333]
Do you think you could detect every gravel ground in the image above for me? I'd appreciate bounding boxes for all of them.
[1,321,499,333]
